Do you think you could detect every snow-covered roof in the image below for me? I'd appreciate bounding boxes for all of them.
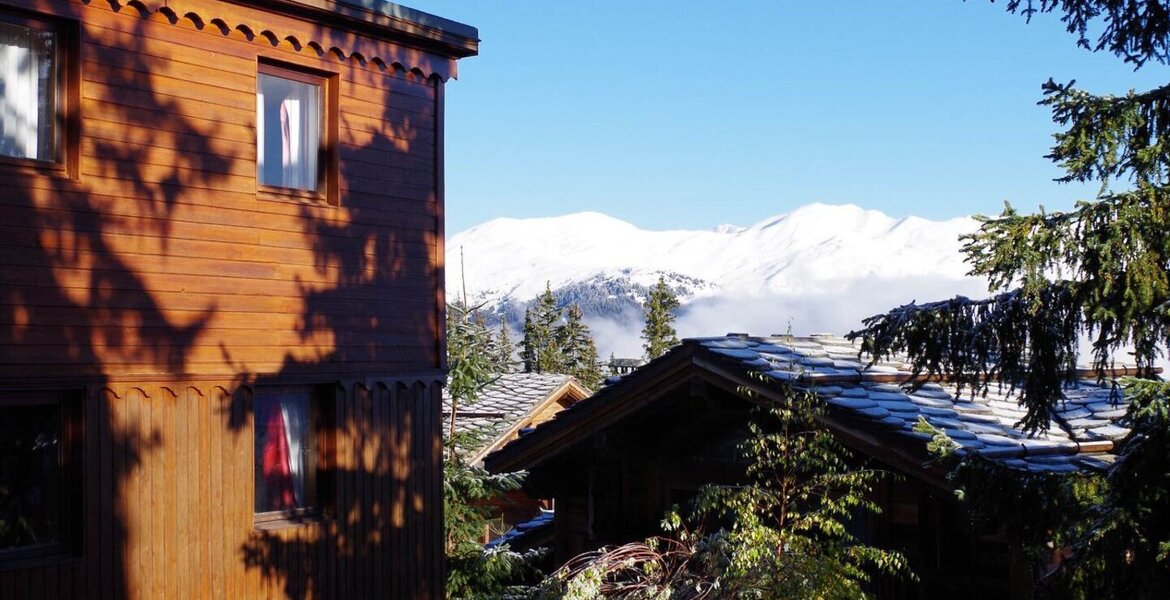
[443,372,590,463]
[697,334,1130,473]
[486,334,1137,476]
[484,509,554,551]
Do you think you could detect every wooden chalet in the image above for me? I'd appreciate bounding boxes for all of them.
[443,372,591,465]
[443,372,590,542]
[485,334,1136,600]
[0,1,476,598]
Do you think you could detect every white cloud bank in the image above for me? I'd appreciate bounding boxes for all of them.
[587,274,990,360]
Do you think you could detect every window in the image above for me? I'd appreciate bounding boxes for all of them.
[254,386,334,524]
[0,391,80,563]
[257,63,335,195]
[0,12,59,162]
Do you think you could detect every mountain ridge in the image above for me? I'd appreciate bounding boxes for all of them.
[446,203,987,357]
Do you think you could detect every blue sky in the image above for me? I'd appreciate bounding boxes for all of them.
[409,1,1167,235]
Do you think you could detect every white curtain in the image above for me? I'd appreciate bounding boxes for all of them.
[257,74,319,191]
[0,22,49,160]
[280,394,309,507]
[256,90,265,178]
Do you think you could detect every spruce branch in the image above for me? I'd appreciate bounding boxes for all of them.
[1002,0,1170,67]
[1040,79,1170,187]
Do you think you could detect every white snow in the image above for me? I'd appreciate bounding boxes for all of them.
[447,203,981,305]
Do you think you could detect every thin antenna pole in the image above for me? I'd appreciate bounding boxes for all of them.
[460,245,468,308]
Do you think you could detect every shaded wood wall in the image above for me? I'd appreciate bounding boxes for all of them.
[0,0,453,597]
[1,378,443,599]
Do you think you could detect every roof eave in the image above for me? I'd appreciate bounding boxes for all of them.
[234,0,479,59]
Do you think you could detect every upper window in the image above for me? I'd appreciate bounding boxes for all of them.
[254,386,333,524]
[257,65,323,193]
[0,391,80,562]
[0,12,58,162]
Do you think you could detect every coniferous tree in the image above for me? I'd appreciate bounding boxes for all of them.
[446,302,498,452]
[520,308,537,373]
[519,285,606,388]
[522,283,565,373]
[445,303,540,596]
[495,316,517,373]
[559,304,604,390]
[849,2,1170,596]
[641,276,681,360]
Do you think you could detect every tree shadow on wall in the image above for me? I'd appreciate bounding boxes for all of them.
[233,107,448,596]
[1,1,235,597]
[2,1,447,597]
[224,45,448,600]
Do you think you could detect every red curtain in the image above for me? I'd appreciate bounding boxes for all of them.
[260,403,297,511]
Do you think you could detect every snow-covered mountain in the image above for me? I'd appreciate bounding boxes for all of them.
[447,203,989,357]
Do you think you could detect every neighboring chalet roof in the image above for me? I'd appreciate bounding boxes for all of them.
[485,334,1140,483]
[444,373,592,464]
[115,0,478,79]
[484,509,554,552]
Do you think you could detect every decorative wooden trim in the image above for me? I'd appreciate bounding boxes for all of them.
[233,0,478,58]
[67,0,466,80]
[0,369,447,389]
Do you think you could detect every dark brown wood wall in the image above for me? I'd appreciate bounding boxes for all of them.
[0,0,451,597]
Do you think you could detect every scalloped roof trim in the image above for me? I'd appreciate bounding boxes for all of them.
[93,0,459,80]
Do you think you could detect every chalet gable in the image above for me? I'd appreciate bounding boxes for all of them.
[444,373,591,464]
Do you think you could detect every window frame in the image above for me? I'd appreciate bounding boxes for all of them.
[255,61,339,206]
[0,8,79,177]
[0,389,83,568]
[252,384,336,529]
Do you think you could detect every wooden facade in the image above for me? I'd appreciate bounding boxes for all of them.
[0,0,476,598]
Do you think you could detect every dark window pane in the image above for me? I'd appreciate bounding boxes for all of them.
[0,404,62,549]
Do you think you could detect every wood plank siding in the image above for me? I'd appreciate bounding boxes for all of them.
[0,0,476,597]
